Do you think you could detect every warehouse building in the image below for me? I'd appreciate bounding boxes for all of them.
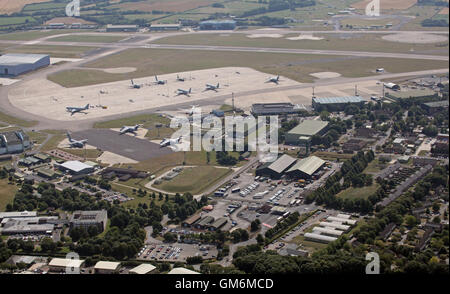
[0,53,50,76]
[182,214,201,227]
[0,130,31,155]
[208,218,228,231]
[168,267,199,274]
[0,211,36,221]
[150,24,181,31]
[251,103,303,116]
[256,154,297,179]
[304,232,337,243]
[129,263,157,274]
[327,216,357,225]
[319,221,349,231]
[69,210,107,232]
[106,24,138,32]
[286,156,325,179]
[199,20,236,30]
[49,258,85,273]
[194,216,214,230]
[285,120,328,150]
[94,261,121,274]
[57,160,94,175]
[312,96,365,112]
[312,226,343,237]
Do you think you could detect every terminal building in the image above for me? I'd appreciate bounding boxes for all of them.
[312,96,366,112]
[199,20,236,30]
[0,53,50,76]
[251,103,303,116]
[149,24,181,31]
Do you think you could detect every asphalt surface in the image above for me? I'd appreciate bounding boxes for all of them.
[72,129,172,161]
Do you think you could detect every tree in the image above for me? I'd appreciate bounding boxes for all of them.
[250,219,261,232]
[163,232,177,243]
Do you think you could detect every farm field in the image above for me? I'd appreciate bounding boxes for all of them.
[0,16,36,26]
[351,0,417,10]
[48,48,447,87]
[0,0,48,14]
[111,0,217,13]
[153,33,449,55]
[153,166,232,195]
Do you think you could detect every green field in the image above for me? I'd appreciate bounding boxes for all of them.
[363,159,387,173]
[153,166,231,194]
[0,29,87,41]
[0,179,18,211]
[337,183,379,200]
[94,113,171,129]
[153,33,448,55]
[1,44,98,58]
[48,35,126,43]
[0,17,36,26]
[48,48,447,87]
[0,111,37,127]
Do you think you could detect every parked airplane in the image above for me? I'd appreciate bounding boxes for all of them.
[176,88,191,97]
[66,132,87,148]
[204,83,220,92]
[66,104,89,115]
[160,136,182,147]
[266,76,280,84]
[119,125,140,135]
[130,79,142,89]
[176,75,185,82]
[154,76,167,85]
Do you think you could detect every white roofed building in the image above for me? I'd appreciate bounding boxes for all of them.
[129,263,157,274]
[94,261,121,274]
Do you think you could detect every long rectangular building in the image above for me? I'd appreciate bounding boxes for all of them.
[286,156,325,179]
[312,96,365,112]
[285,120,328,146]
[256,154,297,179]
[0,54,50,76]
[251,103,303,116]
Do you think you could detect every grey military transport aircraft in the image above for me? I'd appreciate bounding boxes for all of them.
[119,125,141,135]
[66,132,87,148]
[176,88,192,97]
[66,104,89,115]
[204,83,220,92]
[266,76,280,84]
[160,136,182,147]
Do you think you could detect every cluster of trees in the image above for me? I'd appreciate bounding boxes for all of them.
[162,193,207,224]
[264,212,299,240]
[72,206,146,260]
[230,243,367,274]
[305,151,376,214]
[311,118,348,148]
[216,151,238,166]
[9,181,111,212]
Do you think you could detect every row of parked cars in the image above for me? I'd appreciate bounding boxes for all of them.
[239,181,260,197]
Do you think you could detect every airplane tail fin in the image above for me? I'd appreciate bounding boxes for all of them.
[131,79,134,85]
[189,88,191,93]
[85,104,90,109]
[66,132,72,142]
[217,83,219,88]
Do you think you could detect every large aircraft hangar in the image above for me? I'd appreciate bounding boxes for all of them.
[0,53,50,76]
